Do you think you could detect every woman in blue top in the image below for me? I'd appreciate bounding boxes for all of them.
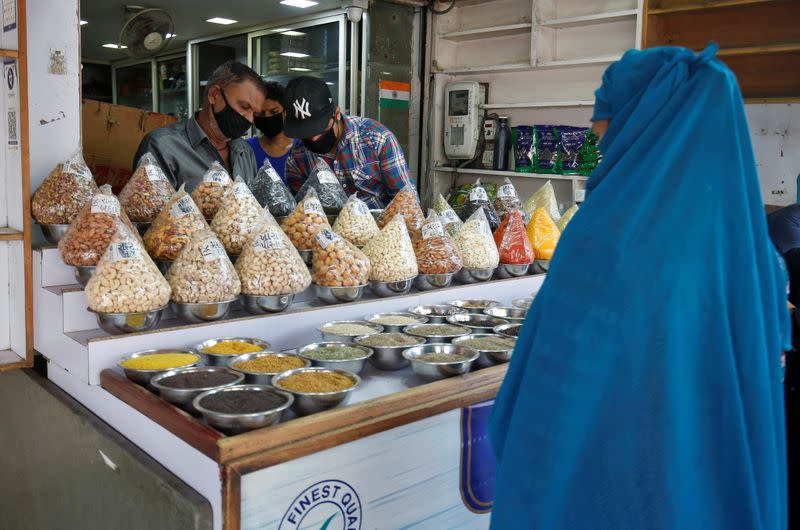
[247,80,299,183]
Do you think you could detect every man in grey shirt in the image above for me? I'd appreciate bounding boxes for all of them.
[133,61,266,189]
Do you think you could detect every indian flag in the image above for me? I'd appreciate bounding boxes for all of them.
[379,80,410,109]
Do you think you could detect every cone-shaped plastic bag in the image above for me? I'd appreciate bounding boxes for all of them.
[119,152,176,222]
[378,184,424,236]
[32,149,99,224]
[167,229,240,303]
[249,158,296,218]
[281,187,331,250]
[210,177,264,256]
[523,180,561,222]
[494,209,534,264]
[453,208,499,269]
[363,214,418,282]
[458,178,501,231]
[143,184,209,261]
[236,219,311,296]
[332,193,380,247]
[527,207,561,260]
[294,158,348,214]
[413,210,462,275]
[494,177,529,223]
[557,204,579,233]
[311,227,371,287]
[191,161,232,220]
[433,193,463,237]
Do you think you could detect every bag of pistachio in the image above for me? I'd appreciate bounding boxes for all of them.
[311,227,371,287]
[211,176,265,256]
[281,188,332,251]
[237,219,311,296]
[332,194,380,247]
[191,161,232,220]
[143,184,209,261]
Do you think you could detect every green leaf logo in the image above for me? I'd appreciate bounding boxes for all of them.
[320,513,337,530]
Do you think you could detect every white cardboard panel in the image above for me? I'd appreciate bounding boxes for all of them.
[39,247,77,287]
[8,239,24,354]
[61,288,94,332]
[0,241,9,350]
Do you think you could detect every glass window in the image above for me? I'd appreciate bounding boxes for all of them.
[193,35,248,112]
[115,62,153,111]
[157,56,188,120]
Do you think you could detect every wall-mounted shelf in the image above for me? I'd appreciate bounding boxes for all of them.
[481,100,594,109]
[435,62,532,75]
[648,0,779,15]
[433,166,589,182]
[539,9,638,28]
[439,23,532,42]
[0,48,18,59]
[537,55,622,69]
[715,42,800,57]
[0,228,23,241]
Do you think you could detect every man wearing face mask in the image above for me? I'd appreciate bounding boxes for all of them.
[246,80,299,183]
[283,76,413,208]
[133,61,266,188]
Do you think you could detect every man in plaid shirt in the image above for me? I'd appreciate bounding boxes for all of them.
[283,76,413,209]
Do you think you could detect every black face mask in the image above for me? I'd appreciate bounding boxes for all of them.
[254,113,285,138]
[213,90,252,139]
[302,122,338,155]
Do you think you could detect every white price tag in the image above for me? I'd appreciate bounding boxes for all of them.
[91,194,120,216]
[233,182,250,198]
[304,199,324,216]
[574,188,586,203]
[203,169,230,184]
[422,222,445,240]
[145,165,165,182]
[440,209,459,224]
[469,186,488,202]
[315,228,340,249]
[253,229,285,251]
[317,170,338,185]
[266,167,282,183]
[108,240,141,262]
[352,202,369,216]
[200,239,226,261]
[497,184,515,198]
[170,195,198,218]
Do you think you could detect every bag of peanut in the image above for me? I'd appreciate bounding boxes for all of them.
[332,194,380,247]
[237,219,311,296]
[32,149,98,224]
[249,158,296,218]
[119,153,176,222]
[311,227,371,287]
[210,176,265,256]
[362,214,418,282]
[281,188,331,251]
[377,184,424,237]
[167,229,241,304]
[294,158,348,215]
[143,184,209,261]
[413,210,462,275]
[191,161,232,220]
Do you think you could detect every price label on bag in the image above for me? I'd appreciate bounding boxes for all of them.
[91,194,120,216]
[170,195,198,218]
[145,165,166,182]
[200,239,226,261]
[352,202,369,216]
[422,222,445,240]
[253,228,286,251]
[108,240,141,262]
[316,228,340,249]
[304,199,324,216]
[317,170,339,185]
[203,169,230,184]
[497,184,515,198]
[266,167,282,183]
[440,209,459,224]
[469,186,488,202]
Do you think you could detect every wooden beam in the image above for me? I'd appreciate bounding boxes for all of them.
[0,48,19,59]
[0,228,23,240]
[221,466,241,530]
[18,0,33,368]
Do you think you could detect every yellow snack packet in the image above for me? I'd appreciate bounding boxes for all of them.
[527,207,561,260]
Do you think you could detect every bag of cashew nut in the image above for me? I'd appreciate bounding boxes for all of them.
[332,194,380,247]
[377,184,425,237]
[413,210,462,275]
[236,219,311,296]
[58,185,138,266]
[362,214,418,282]
[210,176,265,256]
[453,208,500,269]
[433,193,463,238]
[86,221,171,313]
[458,178,501,232]
[119,153,176,222]
[311,227,371,287]
[248,158,296,218]
[190,161,232,220]
[294,158,348,215]
[32,149,99,224]
[143,184,209,261]
[494,177,529,224]
[167,229,241,304]
[281,188,331,251]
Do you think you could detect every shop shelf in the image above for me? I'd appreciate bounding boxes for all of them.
[481,99,595,109]
[0,49,18,59]
[539,9,638,28]
[0,227,23,240]
[435,62,532,75]
[432,167,588,182]
[439,23,532,42]
[536,55,622,69]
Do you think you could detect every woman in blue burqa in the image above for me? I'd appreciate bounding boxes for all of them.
[489,44,790,530]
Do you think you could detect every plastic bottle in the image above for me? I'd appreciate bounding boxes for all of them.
[493,117,511,171]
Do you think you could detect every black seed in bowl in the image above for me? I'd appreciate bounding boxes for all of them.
[158,371,240,390]
[200,390,288,414]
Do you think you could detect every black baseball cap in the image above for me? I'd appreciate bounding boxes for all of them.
[283,76,336,139]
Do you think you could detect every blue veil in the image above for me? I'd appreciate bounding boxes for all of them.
[489,45,790,530]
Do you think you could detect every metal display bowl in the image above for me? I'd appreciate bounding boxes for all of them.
[313,283,367,305]
[369,209,383,221]
[194,337,272,366]
[402,323,471,343]
[155,260,173,275]
[297,342,373,374]
[299,249,312,266]
[134,222,151,236]
[151,366,244,415]
[73,265,96,287]
[446,313,509,332]
[493,323,522,339]
[408,304,468,324]
[117,348,201,386]
[172,299,236,324]
[495,263,531,278]
[354,334,425,371]
[414,272,455,291]
[531,259,551,274]
[369,276,416,298]
[228,352,311,384]
[455,267,496,284]
[193,385,294,434]
[318,320,383,343]
[452,333,516,367]
[39,223,70,245]
[402,344,479,381]
[483,306,527,324]
[89,305,167,335]
[272,367,360,417]
[512,297,534,310]
[239,293,294,315]
[366,312,428,333]
[449,299,502,314]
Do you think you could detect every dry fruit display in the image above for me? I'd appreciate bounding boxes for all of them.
[236,220,311,296]
[294,158,348,215]
[433,193,463,237]
[249,158,296,218]
[167,229,240,303]
[362,214,418,282]
[119,153,176,222]
[523,180,561,222]
[453,208,499,269]
[143,185,209,261]
[494,177,529,223]
[281,188,331,251]
[494,209,534,264]
[378,184,424,236]
[32,150,98,224]
[557,204,579,232]
[413,210,462,275]
[527,207,561,260]
[311,227,371,287]
[458,178,500,231]
[210,177,264,256]
[190,161,232,220]
[332,194,380,247]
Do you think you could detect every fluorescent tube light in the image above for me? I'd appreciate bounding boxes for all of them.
[206,17,237,25]
[280,0,319,8]
[281,52,310,58]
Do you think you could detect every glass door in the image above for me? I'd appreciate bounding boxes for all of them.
[157,55,188,120]
[113,61,154,111]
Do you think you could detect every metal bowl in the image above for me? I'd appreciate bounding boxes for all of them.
[299,249,312,266]
[493,323,522,339]
[483,306,527,324]
[354,334,425,371]
[366,312,428,333]
[512,297,533,310]
[272,367,360,417]
[450,299,502,314]
[117,348,201,386]
[172,299,236,323]
[408,304,468,324]
[318,320,383,343]
[239,293,294,315]
[415,272,455,291]
[151,366,244,414]
[228,352,311,384]
[402,344,479,381]
[155,260,173,275]
[193,385,294,434]
[313,283,367,305]
[455,267,496,284]
[297,342,373,374]
[134,222,151,236]
[452,333,516,367]
[446,313,509,332]
[194,337,272,366]
[89,305,167,335]
[531,259,551,274]
[370,209,383,221]
[39,223,70,245]
[496,263,531,278]
[402,323,471,343]
[370,276,416,298]
[73,265,96,287]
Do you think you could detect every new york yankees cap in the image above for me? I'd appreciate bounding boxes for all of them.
[283,76,336,139]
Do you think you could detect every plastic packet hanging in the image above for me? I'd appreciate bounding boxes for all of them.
[578,130,601,176]
[453,208,499,269]
[512,126,534,173]
[433,193,464,237]
[210,177,265,256]
[236,220,311,296]
[533,125,559,174]
[523,180,561,222]
[32,150,99,224]
[556,126,589,175]
[332,194,380,247]
[494,209,534,264]
[527,207,561,260]
[119,153,176,222]
[557,204,579,233]
[281,188,331,251]
[191,161,232,220]
[143,184,209,261]
[413,210,462,275]
[311,227,371,287]
[457,178,501,231]
[363,214,419,282]
[167,229,240,303]
[249,158,296,218]
[378,184,425,236]
[294,159,348,215]
[86,221,171,313]
[494,177,528,223]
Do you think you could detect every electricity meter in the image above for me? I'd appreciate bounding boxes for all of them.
[443,81,486,160]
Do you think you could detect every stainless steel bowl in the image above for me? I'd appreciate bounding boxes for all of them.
[193,385,294,434]
[354,333,425,371]
[117,348,201,386]
[495,263,531,278]
[299,249,312,266]
[89,305,167,335]
[450,299,502,314]
[366,312,427,333]
[531,259,551,274]
[408,304,468,324]
[452,333,516,367]
[239,293,294,315]
[446,313,509,332]
[512,297,533,310]
[194,337,272,366]
[297,342,373,374]
[414,272,455,291]
[313,283,367,304]
[272,367,360,417]
[318,320,383,343]
[155,260,173,275]
[455,267,496,283]
[134,222,151,236]
[402,323,471,343]
[369,209,383,221]
[493,323,522,339]
[39,223,70,245]
[402,344,479,381]
[172,299,236,323]
[73,265,96,287]
[370,277,416,298]
[483,306,527,323]
[228,352,310,384]
[151,366,244,414]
